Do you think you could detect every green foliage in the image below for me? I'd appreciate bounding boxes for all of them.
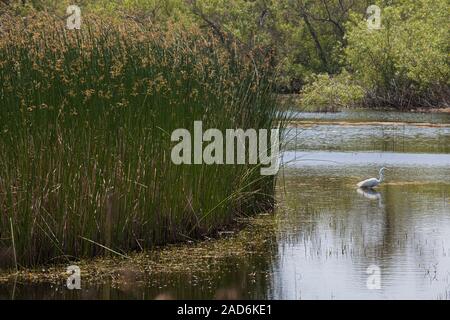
[85,0,195,24]
[272,0,370,89]
[0,0,196,25]
[184,0,370,90]
[193,0,275,45]
[299,71,365,111]
[345,0,449,107]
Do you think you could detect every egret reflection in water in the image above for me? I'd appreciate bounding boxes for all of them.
[357,187,383,208]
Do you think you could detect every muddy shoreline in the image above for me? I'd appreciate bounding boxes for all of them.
[0,214,276,287]
[277,94,450,114]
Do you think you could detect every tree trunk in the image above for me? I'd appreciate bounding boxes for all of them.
[300,9,330,72]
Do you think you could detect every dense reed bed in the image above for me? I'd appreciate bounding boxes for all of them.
[0,12,281,267]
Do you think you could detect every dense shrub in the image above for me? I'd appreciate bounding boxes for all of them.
[299,71,365,111]
[344,0,449,109]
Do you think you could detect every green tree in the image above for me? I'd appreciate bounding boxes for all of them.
[345,0,449,108]
[187,0,370,91]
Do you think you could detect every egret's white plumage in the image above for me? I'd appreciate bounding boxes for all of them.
[357,167,387,189]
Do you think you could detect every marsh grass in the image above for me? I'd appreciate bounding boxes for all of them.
[0,12,282,266]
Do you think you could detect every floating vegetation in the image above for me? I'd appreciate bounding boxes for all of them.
[0,214,277,285]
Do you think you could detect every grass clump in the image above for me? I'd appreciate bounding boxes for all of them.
[0,11,281,267]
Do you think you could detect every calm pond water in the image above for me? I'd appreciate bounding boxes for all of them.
[1,110,449,300]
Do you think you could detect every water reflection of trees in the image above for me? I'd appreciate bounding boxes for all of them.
[284,125,450,153]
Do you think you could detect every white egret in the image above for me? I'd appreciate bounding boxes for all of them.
[357,167,387,189]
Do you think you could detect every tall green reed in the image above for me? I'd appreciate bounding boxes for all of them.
[0,12,281,266]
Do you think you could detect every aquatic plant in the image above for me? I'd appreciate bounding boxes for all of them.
[0,11,282,266]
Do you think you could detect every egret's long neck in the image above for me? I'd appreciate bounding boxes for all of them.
[379,171,384,182]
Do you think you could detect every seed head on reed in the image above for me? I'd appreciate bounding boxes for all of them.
[0,10,283,267]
